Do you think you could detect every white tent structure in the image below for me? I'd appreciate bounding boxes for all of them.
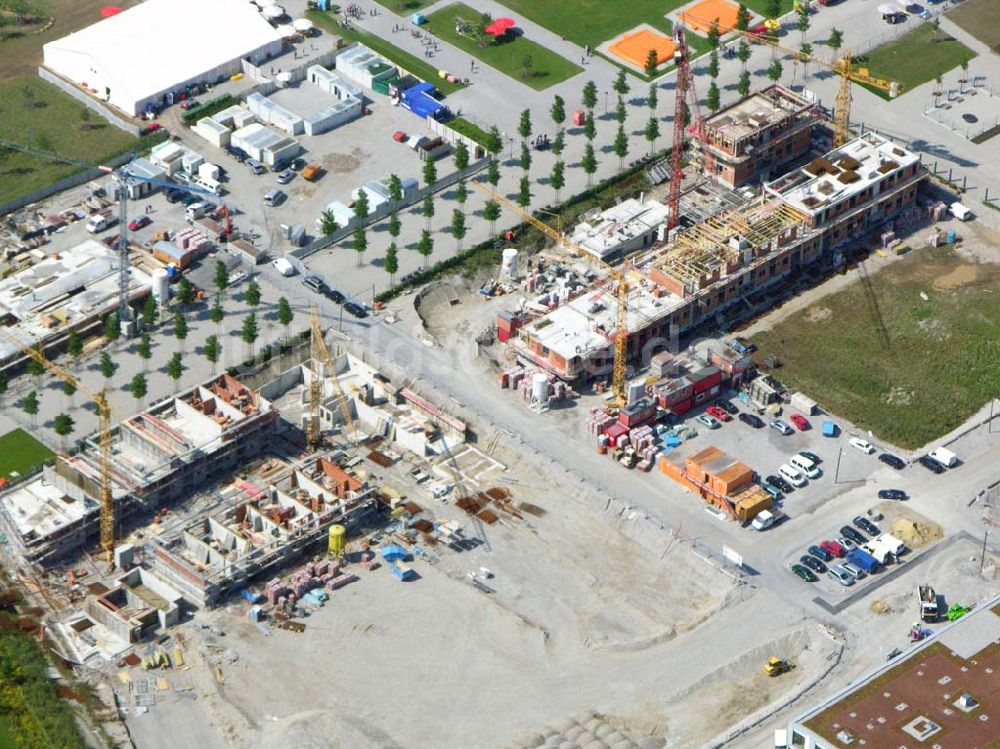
[43,0,283,116]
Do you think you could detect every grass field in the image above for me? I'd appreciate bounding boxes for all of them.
[749,248,1000,449]
[856,22,976,98]
[373,0,434,12]
[307,10,464,95]
[0,77,139,205]
[0,428,55,479]
[948,0,1000,52]
[427,3,582,90]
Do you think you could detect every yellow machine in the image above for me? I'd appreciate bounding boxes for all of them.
[764,657,789,677]
[307,308,357,447]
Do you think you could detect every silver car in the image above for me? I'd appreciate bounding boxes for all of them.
[828,564,855,586]
[770,419,793,435]
[275,169,295,185]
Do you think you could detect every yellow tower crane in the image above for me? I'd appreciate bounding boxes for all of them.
[0,330,116,564]
[309,308,357,445]
[471,181,630,406]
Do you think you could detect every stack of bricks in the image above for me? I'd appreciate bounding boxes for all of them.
[586,408,617,437]
[327,573,359,591]
[499,367,527,389]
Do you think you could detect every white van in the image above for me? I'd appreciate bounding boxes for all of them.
[185,202,210,221]
[790,454,821,479]
[949,202,973,221]
[779,464,807,487]
[195,176,223,196]
[271,257,295,277]
[85,214,111,233]
[928,446,959,468]
[264,189,285,208]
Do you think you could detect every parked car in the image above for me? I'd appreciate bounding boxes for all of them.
[791,564,817,583]
[879,453,906,470]
[878,489,908,500]
[841,526,867,545]
[128,215,151,231]
[705,406,731,422]
[696,414,721,430]
[838,536,858,552]
[246,158,266,175]
[917,455,946,474]
[798,451,822,465]
[820,540,846,558]
[841,562,866,580]
[166,189,185,204]
[771,419,794,436]
[828,565,855,586]
[790,454,821,479]
[225,145,248,163]
[181,194,200,207]
[854,517,880,536]
[302,275,327,293]
[275,169,295,185]
[800,555,826,574]
[761,483,783,501]
[344,301,368,318]
[739,413,764,428]
[289,157,307,171]
[849,437,876,454]
[789,414,811,431]
[323,287,346,304]
[767,474,794,494]
[717,401,739,416]
[779,464,806,487]
[808,545,832,562]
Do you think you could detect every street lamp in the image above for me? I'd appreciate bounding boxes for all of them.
[604,90,609,114]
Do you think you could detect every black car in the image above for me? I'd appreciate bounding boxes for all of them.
[289,157,307,172]
[918,455,946,474]
[717,401,739,416]
[840,525,867,545]
[766,474,794,494]
[790,564,817,583]
[877,489,908,500]
[798,451,821,465]
[181,194,200,207]
[879,453,906,470]
[225,145,248,163]
[323,287,346,304]
[739,413,765,428]
[166,189,185,204]
[808,544,832,562]
[854,516,880,536]
[800,555,826,574]
[344,301,367,318]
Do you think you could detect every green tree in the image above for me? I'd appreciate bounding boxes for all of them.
[25,348,44,379]
[828,27,844,64]
[518,108,532,144]
[552,128,566,156]
[211,296,224,329]
[707,81,721,112]
[67,329,83,358]
[767,0,781,19]
[203,335,221,373]
[104,313,121,341]
[276,297,294,341]
[453,141,469,172]
[736,3,752,31]
[486,126,503,156]
[520,142,532,173]
[738,70,752,97]
[99,351,116,387]
[21,389,39,424]
[550,94,566,126]
[166,351,184,392]
[800,42,813,78]
[422,157,437,187]
[136,333,152,372]
[53,412,74,447]
[796,4,810,45]
[384,243,399,286]
[708,49,720,79]
[455,179,468,205]
[644,48,659,79]
[387,173,403,206]
[416,229,434,268]
[351,226,368,266]
[615,97,627,125]
[581,142,598,186]
[738,40,751,73]
[241,312,259,357]
[583,110,596,141]
[173,312,188,352]
[319,209,339,236]
[521,54,533,81]
[486,158,501,188]
[647,83,658,112]
[767,59,783,83]
[613,69,630,97]
[62,379,76,405]
[707,20,721,50]
[214,260,230,297]
[141,295,158,328]
[451,209,467,251]
[517,176,531,208]
[644,117,661,156]
[613,125,629,169]
[129,373,148,409]
[582,80,597,110]
[354,189,370,223]
[176,277,195,306]
[245,279,261,308]
[422,194,435,230]
[550,160,566,202]
[387,211,401,241]
[483,200,501,236]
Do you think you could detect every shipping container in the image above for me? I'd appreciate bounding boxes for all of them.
[735,492,772,523]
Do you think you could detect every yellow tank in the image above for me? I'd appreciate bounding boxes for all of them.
[328,524,346,557]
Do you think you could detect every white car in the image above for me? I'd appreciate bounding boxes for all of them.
[771,419,793,435]
[849,437,876,454]
[779,464,807,487]
[696,414,721,429]
[838,537,857,552]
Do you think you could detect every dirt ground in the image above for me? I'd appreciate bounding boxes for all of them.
[948,0,1000,52]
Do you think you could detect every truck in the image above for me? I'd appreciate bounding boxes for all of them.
[752,508,785,531]
[917,584,938,622]
[847,547,880,574]
[949,202,973,221]
[863,533,907,564]
[85,210,114,234]
[928,446,959,468]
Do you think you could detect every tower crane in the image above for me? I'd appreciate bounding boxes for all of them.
[668,25,705,230]
[0,329,116,564]
[309,308,357,447]
[470,181,630,406]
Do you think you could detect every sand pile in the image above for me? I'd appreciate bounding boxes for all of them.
[891,518,943,548]
[870,600,891,615]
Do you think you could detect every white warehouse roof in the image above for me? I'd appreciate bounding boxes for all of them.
[43,0,283,115]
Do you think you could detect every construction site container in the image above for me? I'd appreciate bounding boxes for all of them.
[619,397,656,429]
[689,366,723,394]
[735,492,772,523]
[328,524,346,556]
[790,392,817,415]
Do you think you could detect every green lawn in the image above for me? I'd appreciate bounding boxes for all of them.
[0,77,139,206]
[856,22,976,98]
[749,247,1000,449]
[447,116,493,148]
[373,0,434,11]
[426,3,582,90]
[307,10,464,95]
[0,428,55,480]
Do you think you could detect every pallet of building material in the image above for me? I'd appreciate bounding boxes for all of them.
[367,451,394,468]
[455,495,486,514]
[477,509,499,524]
[326,573,358,591]
[518,502,546,517]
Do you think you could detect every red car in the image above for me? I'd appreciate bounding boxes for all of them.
[789,413,810,431]
[820,540,846,558]
[392,130,408,142]
[706,406,732,422]
[128,215,151,231]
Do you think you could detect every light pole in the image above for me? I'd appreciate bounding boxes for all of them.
[604,90,609,114]
[981,530,990,576]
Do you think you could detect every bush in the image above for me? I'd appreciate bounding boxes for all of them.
[181,94,235,125]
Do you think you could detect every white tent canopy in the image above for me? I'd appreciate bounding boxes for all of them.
[261,4,284,19]
[275,23,296,37]
[293,18,313,32]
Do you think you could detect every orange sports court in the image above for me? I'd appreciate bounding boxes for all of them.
[679,0,741,33]
[607,28,676,69]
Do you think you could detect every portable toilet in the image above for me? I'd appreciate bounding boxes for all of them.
[411,12,425,24]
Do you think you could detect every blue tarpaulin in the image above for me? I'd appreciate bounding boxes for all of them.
[401,82,447,120]
[381,545,408,562]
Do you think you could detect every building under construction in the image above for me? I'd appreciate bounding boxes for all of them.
[0,373,277,565]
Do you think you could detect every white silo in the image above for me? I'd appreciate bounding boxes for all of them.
[151,268,170,306]
[531,373,549,403]
[501,248,519,279]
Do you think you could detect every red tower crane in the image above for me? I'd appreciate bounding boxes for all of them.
[667,25,705,230]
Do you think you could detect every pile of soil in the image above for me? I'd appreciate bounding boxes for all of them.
[891,517,943,549]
